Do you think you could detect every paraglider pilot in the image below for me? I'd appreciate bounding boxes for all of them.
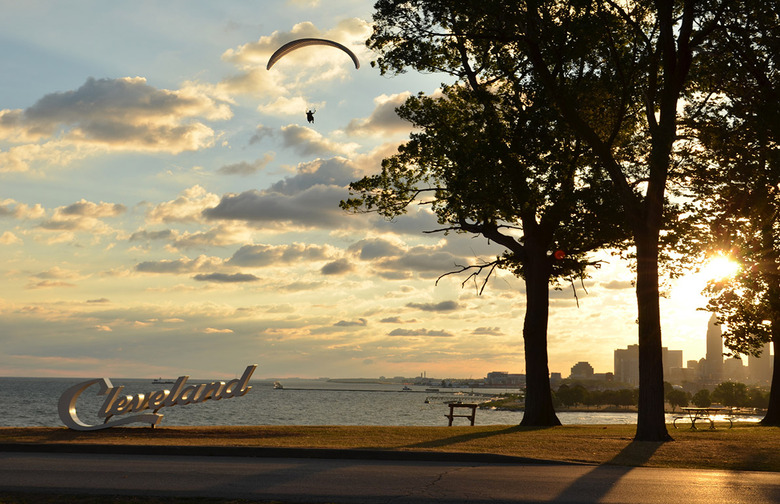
[306,109,315,124]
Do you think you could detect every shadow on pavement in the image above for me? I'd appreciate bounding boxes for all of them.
[552,440,663,502]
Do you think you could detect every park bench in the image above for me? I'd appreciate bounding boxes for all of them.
[445,402,477,426]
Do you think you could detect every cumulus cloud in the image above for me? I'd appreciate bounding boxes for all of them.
[192,272,260,283]
[334,318,367,327]
[279,125,359,157]
[346,92,413,137]
[373,245,469,278]
[320,258,352,275]
[472,326,503,336]
[0,231,22,245]
[0,77,232,171]
[218,153,275,175]
[348,238,404,260]
[147,185,221,224]
[227,243,331,267]
[135,255,223,274]
[222,19,369,80]
[0,199,46,219]
[602,279,634,290]
[406,300,459,312]
[203,185,349,229]
[387,328,454,337]
[37,199,124,233]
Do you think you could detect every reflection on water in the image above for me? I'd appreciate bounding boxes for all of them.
[0,377,764,428]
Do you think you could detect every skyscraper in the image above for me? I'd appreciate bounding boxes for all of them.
[749,342,773,384]
[705,313,723,381]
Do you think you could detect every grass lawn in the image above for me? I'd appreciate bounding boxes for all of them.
[1,423,777,472]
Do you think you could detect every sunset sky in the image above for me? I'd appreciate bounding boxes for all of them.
[1,0,733,380]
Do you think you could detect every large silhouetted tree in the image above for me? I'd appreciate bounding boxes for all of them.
[342,59,630,426]
[686,0,779,425]
[362,0,741,441]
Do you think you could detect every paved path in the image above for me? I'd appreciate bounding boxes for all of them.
[1,450,778,503]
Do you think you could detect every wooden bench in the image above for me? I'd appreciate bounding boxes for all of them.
[445,402,477,426]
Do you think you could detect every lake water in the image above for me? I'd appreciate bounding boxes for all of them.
[0,377,762,428]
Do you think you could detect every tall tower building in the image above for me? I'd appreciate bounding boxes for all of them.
[705,313,723,381]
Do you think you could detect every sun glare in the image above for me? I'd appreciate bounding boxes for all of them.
[701,254,741,281]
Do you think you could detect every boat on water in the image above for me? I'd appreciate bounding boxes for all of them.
[273,381,284,389]
[152,378,175,385]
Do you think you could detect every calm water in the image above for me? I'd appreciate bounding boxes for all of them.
[0,377,762,428]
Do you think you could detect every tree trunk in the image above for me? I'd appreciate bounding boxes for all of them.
[760,316,779,426]
[633,231,673,441]
[520,243,561,426]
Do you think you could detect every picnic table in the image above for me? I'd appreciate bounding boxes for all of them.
[673,407,733,430]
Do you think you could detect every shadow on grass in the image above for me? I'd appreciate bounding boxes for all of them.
[402,425,554,450]
[553,440,664,502]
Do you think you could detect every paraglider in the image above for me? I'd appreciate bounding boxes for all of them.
[266,38,360,70]
[306,109,316,123]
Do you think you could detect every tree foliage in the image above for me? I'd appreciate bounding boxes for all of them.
[356,0,737,442]
[685,0,780,425]
[344,0,635,427]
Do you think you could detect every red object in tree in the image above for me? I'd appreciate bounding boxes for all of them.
[554,250,565,260]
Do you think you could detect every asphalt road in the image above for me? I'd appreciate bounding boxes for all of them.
[1,450,778,504]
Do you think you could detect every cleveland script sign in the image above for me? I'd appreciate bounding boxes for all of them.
[58,365,257,430]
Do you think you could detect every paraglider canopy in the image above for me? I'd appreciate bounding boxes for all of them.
[266,38,360,70]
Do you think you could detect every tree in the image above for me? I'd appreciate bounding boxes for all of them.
[346,4,630,426]
[364,0,729,441]
[666,389,689,412]
[685,0,780,426]
[712,382,749,407]
[691,389,711,408]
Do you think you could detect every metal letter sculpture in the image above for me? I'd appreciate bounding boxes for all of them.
[58,365,257,430]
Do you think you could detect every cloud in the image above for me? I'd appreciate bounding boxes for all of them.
[334,318,367,327]
[135,255,223,274]
[0,77,232,171]
[129,229,175,242]
[379,316,417,324]
[147,185,221,224]
[37,199,125,234]
[26,280,76,289]
[373,245,469,278]
[58,199,126,218]
[227,243,331,267]
[203,328,234,334]
[321,258,352,275]
[192,272,260,283]
[0,200,46,219]
[346,92,413,137]
[602,279,634,290]
[472,326,503,336]
[218,153,275,175]
[279,125,359,157]
[203,185,349,229]
[406,300,459,312]
[348,238,404,260]
[222,19,369,86]
[387,328,454,337]
[0,231,22,245]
